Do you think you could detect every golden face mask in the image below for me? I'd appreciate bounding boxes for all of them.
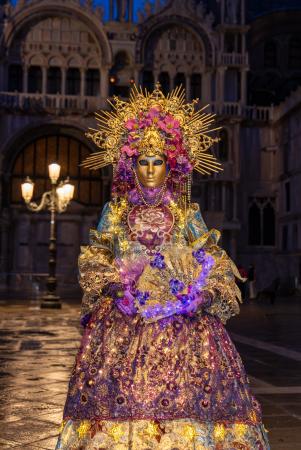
[135,154,167,188]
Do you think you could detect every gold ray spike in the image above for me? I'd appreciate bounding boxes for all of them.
[83,83,222,174]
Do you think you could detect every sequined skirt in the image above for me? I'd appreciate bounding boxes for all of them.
[56,305,270,449]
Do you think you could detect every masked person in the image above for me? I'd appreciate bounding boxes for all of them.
[56,85,270,450]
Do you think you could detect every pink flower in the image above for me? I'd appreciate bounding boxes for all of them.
[145,107,161,123]
[125,119,139,131]
[158,114,180,133]
[121,145,138,157]
[138,118,150,128]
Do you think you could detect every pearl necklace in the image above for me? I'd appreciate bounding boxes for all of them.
[133,171,168,208]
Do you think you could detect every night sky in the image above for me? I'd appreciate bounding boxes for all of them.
[9,0,156,22]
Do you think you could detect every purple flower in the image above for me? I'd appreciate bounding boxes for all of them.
[192,248,206,264]
[135,290,150,306]
[178,294,190,305]
[169,278,185,295]
[150,252,166,269]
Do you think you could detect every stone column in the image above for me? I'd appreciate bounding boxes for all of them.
[134,68,139,86]
[61,67,66,96]
[42,66,47,95]
[240,69,247,105]
[100,67,108,99]
[80,68,86,97]
[128,0,133,22]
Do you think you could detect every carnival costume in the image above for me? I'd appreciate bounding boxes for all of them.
[56,85,270,449]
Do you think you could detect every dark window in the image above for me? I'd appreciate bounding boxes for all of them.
[85,69,100,96]
[283,142,290,173]
[109,83,130,97]
[248,198,275,246]
[293,223,298,249]
[113,51,130,71]
[47,67,62,94]
[170,39,177,51]
[191,73,202,100]
[264,41,277,68]
[158,72,170,95]
[248,202,261,245]
[282,225,288,250]
[263,202,275,245]
[285,181,291,212]
[11,135,108,206]
[224,69,241,102]
[109,51,130,97]
[174,73,185,89]
[218,130,229,161]
[28,66,42,93]
[225,33,235,53]
[8,64,23,92]
[66,68,80,95]
[289,37,301,69]
[142,70,154,92]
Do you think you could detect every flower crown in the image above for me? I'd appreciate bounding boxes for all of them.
[83,84,222,176]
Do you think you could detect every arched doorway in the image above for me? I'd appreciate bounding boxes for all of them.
[5,130,111,298]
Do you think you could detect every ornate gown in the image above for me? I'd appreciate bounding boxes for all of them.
[56,193,270,450]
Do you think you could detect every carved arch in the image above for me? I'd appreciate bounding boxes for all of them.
[136,15,214,67]
[1,2,112,66]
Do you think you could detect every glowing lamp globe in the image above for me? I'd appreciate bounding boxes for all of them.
[48,163,61,183]
[21,177,34,203]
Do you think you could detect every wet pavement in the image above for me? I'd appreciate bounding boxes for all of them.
[0,297,301,450]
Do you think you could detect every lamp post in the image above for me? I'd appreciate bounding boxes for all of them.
[21,163,74,309]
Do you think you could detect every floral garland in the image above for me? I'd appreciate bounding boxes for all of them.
[121,107,192,175]
[116,248,215,322]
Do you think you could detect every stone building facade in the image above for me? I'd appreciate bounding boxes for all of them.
[0,0,300,297]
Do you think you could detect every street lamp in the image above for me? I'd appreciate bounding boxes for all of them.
[21,163,74,309]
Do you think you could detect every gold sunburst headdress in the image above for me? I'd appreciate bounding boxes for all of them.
[83,83,222,176]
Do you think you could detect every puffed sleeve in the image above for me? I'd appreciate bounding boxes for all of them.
[186,203,244,324]
[78,202,119,324]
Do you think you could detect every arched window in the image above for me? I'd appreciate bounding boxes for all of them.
[191,73,202,100]
[289,37,301,69]
[85,69,100,96]
[248,201,261,245]
[11,135,108,206]
[47,67,62,94]
[158,72,170,95]
[248,198,275,246]
[142,70,154,92]
[109,51,131,97]
[218,130,229,161]
[174,72,186,89]
[8,64,23,92]
[264,41,277,68]
[263,202,275,245]
[66,68,80,95]
[28,66,42,93]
